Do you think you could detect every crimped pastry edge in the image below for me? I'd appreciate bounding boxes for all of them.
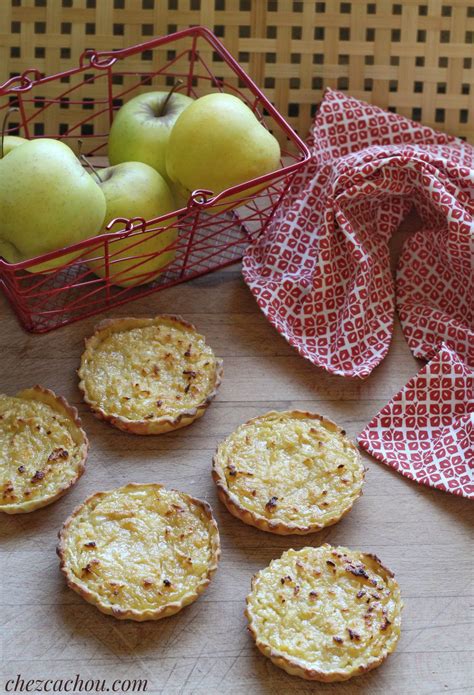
[56,482,221,621]
[212,410,365,535]
[0,385,88,515]
[245,544,403,682]
[78,315,223,435]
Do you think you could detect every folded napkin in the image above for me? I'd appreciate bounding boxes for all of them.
[358,344,473,498]
[243,89,474,378]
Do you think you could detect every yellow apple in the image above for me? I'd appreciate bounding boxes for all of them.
[1,135,27,158]
[85,161,177,287]
[0,139,106,272]
[108,91,193,179]
[165,93,281,202]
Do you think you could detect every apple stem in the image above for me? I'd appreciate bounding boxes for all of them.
[77,140,103,183]
[1,106,20,159]
[80,154,103,183]
[159,79,184,117]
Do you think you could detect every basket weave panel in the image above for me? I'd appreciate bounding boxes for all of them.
[1,0,473,143]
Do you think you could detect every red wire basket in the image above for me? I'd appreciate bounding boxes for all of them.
[0,26,310,333]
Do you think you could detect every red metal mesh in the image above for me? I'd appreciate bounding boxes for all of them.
[0,27,310,333]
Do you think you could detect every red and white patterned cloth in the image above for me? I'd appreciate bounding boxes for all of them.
[358,344,473,499]
[243,89,474,378]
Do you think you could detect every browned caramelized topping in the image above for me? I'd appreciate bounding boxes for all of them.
[345,563,369,580]
[31,470,46,483]
[48,448,69,461]
[265,496,278,512]
[82,559,100,575]
[333,636,343,644]
[227,463,254,479]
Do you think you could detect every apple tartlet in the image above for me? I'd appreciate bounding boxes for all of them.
[212,411,364,534]
[0,386,88,514]
[246,544,402,682]
[78,316,223,434]
[57,483,221,621]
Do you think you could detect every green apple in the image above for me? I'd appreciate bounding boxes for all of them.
[1,135,27,158]
[165,93,281,199]
[85,161,177,287]
[107,91,194,178]
[0,138,106,271]
[169,179,192,210]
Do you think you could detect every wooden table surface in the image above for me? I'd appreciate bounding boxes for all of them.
[1,236,472,694]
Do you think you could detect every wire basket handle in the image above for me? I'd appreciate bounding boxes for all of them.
[0,69,43,95]
[105,217,147,236]
[80,48,118,70]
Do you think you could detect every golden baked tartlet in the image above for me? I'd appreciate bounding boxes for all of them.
[0,386,88,514]
[212,411,364,534]
[57,483,220,621]
[78,316,223,434]
[246,544,402,682]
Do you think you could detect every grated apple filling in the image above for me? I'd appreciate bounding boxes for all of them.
[214,411,364,527]
[60,484,219,611]
[80,318,218,421]
[246,545,402,676]
[0,393,84,510]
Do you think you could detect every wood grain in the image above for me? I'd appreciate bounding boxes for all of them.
[1,246,473,694]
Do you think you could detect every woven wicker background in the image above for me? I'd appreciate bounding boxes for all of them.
[1,0,473,143]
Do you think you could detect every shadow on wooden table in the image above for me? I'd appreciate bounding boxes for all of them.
[363,458,474,533]
[53,596,402,694]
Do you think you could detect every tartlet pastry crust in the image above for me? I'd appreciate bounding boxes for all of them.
[78,316,223,434]
[246,544,402,682]
[212,410,364,534]
[0,386,88,514]
[57,482,221,621]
